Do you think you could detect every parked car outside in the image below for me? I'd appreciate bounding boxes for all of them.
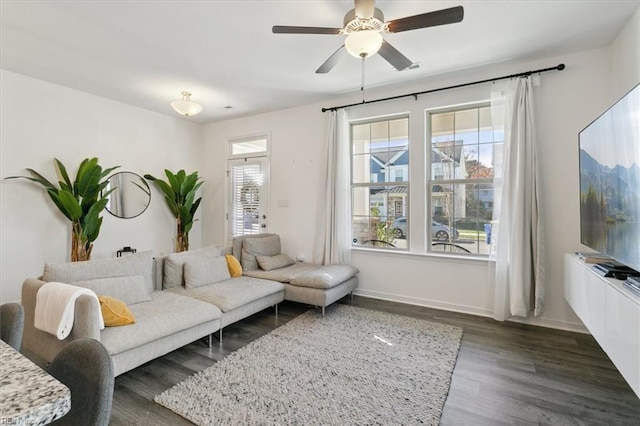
[392,217,459,241]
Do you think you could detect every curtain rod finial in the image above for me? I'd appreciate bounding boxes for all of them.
[557,64,565,71]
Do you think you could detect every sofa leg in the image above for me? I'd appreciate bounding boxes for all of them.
[322,306,325,317]
[350,291,354,300]
[219,328,223,342]
[208,334,213,348]
[275,304,278,316]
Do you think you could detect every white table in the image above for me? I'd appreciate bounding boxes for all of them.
[0,340,71,425]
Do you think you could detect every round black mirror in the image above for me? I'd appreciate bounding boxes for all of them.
[104,172,151,219]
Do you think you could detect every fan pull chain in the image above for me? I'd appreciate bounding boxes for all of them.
[361,57,366,103]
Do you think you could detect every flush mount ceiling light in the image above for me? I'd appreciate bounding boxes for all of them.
[171,91,203,117]
[344,30,383,58]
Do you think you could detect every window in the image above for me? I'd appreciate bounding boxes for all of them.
[427,105,503,255]
[230,137,267,156]
[229,160,263,237]
[351,117,409,249]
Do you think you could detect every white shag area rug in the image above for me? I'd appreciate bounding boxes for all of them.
[155,304,463,425]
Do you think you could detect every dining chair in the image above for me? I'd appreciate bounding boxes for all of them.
[0,302,24,350]
[48,338,114,426]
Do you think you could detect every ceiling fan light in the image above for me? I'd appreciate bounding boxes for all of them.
[345,30,383,59]
[171,91,203,116]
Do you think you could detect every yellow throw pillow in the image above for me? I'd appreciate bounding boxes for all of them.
[225,254,243,278]
[98,295,135,327]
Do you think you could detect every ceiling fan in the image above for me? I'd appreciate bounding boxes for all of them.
[273,0,464,74]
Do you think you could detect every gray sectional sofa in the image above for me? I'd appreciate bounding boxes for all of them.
[21,234,358,376]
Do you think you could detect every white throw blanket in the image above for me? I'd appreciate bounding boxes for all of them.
[35,282,105,340]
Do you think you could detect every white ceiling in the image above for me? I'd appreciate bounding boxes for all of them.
[2,1,638,123]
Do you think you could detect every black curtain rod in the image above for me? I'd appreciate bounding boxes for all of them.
[321,63,565,112]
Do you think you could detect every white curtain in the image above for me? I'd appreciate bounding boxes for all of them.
[315,109,352,265]
[491,77,545,320]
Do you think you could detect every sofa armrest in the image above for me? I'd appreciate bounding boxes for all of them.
[22,278,102,364]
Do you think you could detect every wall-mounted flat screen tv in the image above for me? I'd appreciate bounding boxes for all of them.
[579,83,640,273]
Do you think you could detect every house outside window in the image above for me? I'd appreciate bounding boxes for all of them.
[427,105,503,255]
[351,117,409,249]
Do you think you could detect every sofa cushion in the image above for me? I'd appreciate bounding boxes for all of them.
[184,256,231,289]
[231,233,276,262]
[241,235,281,271]
[99,291,221,355]
[243,262,320,283]
[163,245,221,289]
[256,254,295,271]
[225,254,243,277]
[43,251,154,293]
[289,265,360,289]
[166,277,284,313]
[99,295,136,326]
[73,275,151,305]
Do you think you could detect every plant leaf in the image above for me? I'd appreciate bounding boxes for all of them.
[163,195,179,217]
[76,163,102,197]
[85,216,103,243]
[5,174,54,189]
[100,165,120,180]
[180,172,199,195]
[54,158,72,188]
[190,197,202,216]
[46,189,74,221]
[53,189,83,221]
[176,169,186,185]
[184,190,195,210]
[165,170,180,193]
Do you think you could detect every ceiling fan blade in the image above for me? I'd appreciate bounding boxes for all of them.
[386,5,464,33]
[354,0,376,19]
[316,46,347,74]
[273,26,342,35]
[378,40,413,71]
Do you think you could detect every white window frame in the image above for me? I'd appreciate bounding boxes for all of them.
[228,133,270,159]
[426,102,497,257]
[350,114,410,250]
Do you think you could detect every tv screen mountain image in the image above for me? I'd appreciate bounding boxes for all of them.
[578,83,640,274]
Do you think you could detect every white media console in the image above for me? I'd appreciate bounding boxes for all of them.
[564,254,640,398]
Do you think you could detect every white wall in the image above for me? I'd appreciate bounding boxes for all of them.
[0,70,203,303]
[201,103,327,260]
[202,44,635,332]
[609,7,640,101]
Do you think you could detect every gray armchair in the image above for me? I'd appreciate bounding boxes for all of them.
[0,302,24,351]
[48,338,115,426]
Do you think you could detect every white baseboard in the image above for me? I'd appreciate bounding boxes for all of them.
[352,289,590,334]
[353,289,493,318]
[506,315,589,334]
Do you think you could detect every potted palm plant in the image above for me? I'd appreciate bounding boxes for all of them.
[144,169,203,252]
[6,158,119,261]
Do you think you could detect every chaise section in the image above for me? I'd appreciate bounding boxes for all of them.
[243,262,320,282]
[232,234,360,315]
[285,276,359,316]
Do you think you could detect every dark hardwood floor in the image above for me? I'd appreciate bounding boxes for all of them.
[109,297,640,425]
